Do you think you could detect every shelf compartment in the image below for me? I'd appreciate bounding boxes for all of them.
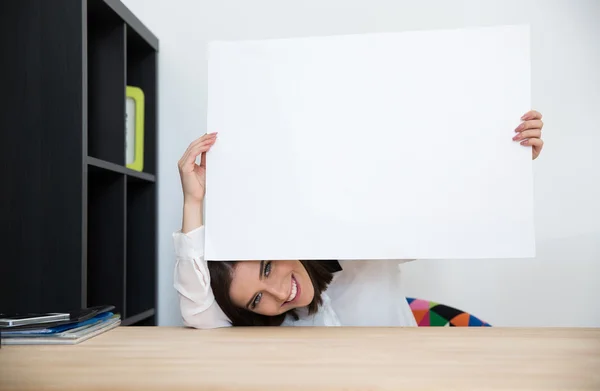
[87,3,126,166]
[127,27,157,175]
[125,177,157,321]
[87,170,126,316]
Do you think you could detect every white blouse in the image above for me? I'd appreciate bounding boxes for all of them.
[173,227,417,328]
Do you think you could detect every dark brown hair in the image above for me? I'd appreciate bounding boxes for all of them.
[207,261,334,326]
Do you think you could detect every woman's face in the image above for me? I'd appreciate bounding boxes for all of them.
[229,260,315,316]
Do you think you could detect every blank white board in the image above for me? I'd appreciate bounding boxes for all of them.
[205,24,534,260]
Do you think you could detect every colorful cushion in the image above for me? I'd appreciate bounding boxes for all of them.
[406,298,491,327]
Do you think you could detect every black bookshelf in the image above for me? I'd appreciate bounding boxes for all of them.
[0,0,159,326]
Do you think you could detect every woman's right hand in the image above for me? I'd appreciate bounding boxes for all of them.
[178,132,217,205]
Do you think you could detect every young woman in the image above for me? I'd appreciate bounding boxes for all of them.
[174,111,545,329]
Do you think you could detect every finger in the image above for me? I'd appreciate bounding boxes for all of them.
[521,110,542,121]
[183,133,217,160]
[520,138,544,148]
[515,119,543,133]
[201,136,219,167]
[182,134,217,162]
[200,147,207,168]
[513,129,542,141]
[178,133,217,167]
[200,137,218,167]
[186,139,216,164]
[180,139,216,170]
[187,132,217,152]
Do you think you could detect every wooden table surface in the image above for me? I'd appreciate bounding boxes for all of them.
[1,327,599,390]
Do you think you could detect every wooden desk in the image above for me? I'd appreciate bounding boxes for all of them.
[1,327,599,390]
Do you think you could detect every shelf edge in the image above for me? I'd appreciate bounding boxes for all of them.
[101,0,159,51]
[87,156,156,182]
[121,308,156,326]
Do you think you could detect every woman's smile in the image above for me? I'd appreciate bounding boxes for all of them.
[283,275,300,306]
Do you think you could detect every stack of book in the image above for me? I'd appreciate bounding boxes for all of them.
[0,305,120,345]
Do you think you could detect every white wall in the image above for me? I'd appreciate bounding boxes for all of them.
[121,0,600,327]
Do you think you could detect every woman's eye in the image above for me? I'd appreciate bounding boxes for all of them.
[252,292,262,309]
[264,261,272,277]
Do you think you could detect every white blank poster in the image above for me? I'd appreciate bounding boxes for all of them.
[205,25,534,261]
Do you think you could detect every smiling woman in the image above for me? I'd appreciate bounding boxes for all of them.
[174,111,545,329]
[208,260,334,326]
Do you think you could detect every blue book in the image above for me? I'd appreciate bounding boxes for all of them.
[1,312,114,337]
[1,315,121,345]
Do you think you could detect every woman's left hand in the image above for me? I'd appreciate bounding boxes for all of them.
[514,110,544,160]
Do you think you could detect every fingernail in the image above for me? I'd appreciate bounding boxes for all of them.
[521,140,528,146]
[513,134,521,141]
[515,123,524,132]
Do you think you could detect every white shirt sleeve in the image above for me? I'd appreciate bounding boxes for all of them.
[172,226,231,329]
